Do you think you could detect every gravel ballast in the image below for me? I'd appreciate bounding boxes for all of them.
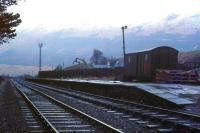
[0,78,28,132]
[28,82,157,133]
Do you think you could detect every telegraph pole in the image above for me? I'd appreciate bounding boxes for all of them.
[38,43,43,72]
[121,26,127,66]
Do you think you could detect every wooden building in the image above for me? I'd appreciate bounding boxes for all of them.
[124,46,178,80]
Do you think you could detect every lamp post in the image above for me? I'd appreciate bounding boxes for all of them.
[38,43,43,72]
[121,26,127,66]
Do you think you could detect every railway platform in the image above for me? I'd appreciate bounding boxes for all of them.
[27,78,200,108]
[67,79,199,104]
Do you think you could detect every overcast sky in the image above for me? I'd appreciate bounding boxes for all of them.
[10,0,200,32]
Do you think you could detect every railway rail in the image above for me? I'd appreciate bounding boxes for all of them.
[22,80,200,133]
[11,79,122,133]
[10,81,47,133]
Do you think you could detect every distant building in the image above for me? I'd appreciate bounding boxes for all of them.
[112,58,123,67]
[64,63,92,70]
[182,61,200,70]
[92,64,109,68]
[54,64,63,71]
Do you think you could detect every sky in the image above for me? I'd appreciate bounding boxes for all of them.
[10,0,200,34]
[1,0,200,76]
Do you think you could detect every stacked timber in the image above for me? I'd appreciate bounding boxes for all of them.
[156,69,199,84]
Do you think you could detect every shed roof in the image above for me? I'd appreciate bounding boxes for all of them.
[126,46,178,56]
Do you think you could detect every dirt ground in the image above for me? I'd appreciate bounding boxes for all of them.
[0,77,28,132]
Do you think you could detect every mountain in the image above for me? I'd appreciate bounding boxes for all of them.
[1,29,200,67]
[1,14,200,76]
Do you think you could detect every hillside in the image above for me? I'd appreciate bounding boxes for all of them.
[178,50,200,63]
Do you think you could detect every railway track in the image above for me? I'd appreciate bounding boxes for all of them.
[11,79,122,133]
[22,80,200,133]
[11,82,46,133]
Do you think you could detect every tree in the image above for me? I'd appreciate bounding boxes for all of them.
[90,49,107,65]
[0,0,18,7]
[0,0,21,44]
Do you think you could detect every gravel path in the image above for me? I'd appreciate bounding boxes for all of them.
[0,78,28,132]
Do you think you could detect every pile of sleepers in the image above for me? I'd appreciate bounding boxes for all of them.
[156,69,199,84]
